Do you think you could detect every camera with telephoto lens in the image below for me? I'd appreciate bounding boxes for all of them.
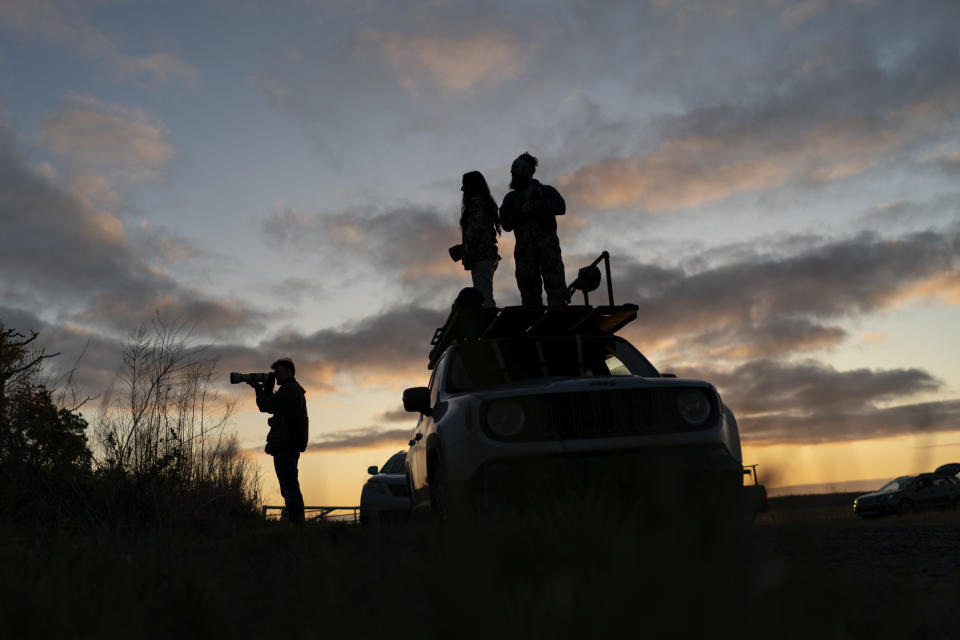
[229,372,275,385]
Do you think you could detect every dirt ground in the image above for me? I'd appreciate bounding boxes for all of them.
[743,497,960,638]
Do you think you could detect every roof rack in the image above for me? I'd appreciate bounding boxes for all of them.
[427,252,637,369]
[427,303,639,369]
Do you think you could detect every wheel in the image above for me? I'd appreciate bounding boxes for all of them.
[898,499,914,515]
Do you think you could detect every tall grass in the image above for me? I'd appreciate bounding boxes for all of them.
[1,319,260,536]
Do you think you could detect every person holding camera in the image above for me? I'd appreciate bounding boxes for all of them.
[449,170,501,308]
[248,358,308,525]
[499,152,568,307]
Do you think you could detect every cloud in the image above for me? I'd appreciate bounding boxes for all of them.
[701,359,940,416]
[260,304,446,385]
[739,399,960,445]
[932,149,960,175]
[556,110,917,212]
[0,1,199,85]
[674,358,958,445]
[263,202,463,286]
[545,5,960,213]
[364,29,533,95]
[0,127,265,339]
[780,0,826,29]
[75,286,265,336]
[306,426,412,452]
[618,228,960,363]
[378,408,413,422]
[109,52,201,86]
[39,96,174,184]
[856,194,960,232]
[0,305,124,406]
[200,301,447,394]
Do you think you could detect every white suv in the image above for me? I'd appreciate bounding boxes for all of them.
[403,298,744,522]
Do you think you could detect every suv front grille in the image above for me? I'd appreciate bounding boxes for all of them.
[480,388,718,442]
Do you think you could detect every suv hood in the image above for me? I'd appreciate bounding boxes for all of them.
[465,376,715,397]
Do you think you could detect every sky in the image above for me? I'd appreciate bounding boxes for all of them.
[2,0,960,506]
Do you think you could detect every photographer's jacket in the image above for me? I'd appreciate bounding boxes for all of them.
[256,379,309,453]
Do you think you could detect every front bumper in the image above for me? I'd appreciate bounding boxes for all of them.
[462,444,742,510]
[853,500,896,516]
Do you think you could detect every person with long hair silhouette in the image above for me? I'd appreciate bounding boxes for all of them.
[457,170,501,307]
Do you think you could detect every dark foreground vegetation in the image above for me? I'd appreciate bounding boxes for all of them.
[3,495,960,639]
[1,322,260,534]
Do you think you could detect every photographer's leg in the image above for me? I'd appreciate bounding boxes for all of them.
[274,451,305,524]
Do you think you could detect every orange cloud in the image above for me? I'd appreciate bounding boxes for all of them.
[558,114,906,212]
[39,96,173,183]
[899,269,960,305]
[365,29,532,95]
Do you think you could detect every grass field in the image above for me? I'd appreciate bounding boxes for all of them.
[2,493,959,639]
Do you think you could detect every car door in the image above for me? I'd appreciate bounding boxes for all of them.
[409,357,444,507]
[931,477,952,508]
[407,413,424,505]
[914,476,936,510]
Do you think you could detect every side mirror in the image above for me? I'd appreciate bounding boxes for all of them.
[403,387,432,415]
[367,466,378,475]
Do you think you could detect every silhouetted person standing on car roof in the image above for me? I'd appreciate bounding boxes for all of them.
[499,152,568,307]
[458,170,501,308]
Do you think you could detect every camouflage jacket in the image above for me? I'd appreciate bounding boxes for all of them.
[499,179,566,244]
[460,194,499,270]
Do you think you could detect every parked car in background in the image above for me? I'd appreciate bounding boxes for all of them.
[853,472,960,518]
[359,450,411,525]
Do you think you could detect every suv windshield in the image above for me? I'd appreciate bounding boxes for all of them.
[446,336,659,393]
[381,452,406,474]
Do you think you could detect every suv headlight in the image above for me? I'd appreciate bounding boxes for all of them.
[365,481,389,495]
[486,399,526,437]
[677,389,711,425]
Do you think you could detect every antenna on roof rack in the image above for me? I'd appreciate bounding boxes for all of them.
[567,251,614,306]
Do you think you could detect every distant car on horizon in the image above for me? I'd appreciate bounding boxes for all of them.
[359,450,411,525]
[853,472,960,518]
